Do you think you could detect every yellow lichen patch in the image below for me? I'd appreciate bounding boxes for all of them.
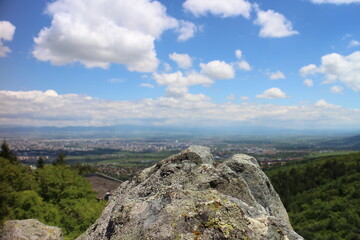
[204,217,234,238]
[192,230,202,240]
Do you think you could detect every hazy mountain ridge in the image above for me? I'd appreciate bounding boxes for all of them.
[1,125,358,139]
[319,134,360,150]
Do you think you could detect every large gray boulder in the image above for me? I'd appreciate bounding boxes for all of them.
[77,146,303,240]
[0,219,63,240]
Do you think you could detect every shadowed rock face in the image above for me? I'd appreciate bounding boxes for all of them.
[77,146,303,240]
[0,219,63,240]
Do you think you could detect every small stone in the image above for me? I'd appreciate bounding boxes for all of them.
[0,219,63,240]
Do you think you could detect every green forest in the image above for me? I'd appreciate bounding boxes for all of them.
[266,152,360,240]
[0,142,105,240]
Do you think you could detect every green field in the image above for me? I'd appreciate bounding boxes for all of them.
[308,151,358,158]
[66,150,176,166]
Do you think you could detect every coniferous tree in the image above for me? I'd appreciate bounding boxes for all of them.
[37,156,45,169]
[0,140,17,163]
[52,152,66,166]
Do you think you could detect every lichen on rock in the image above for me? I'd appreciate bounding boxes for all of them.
[77,146,303,240]
[0,219,63,240]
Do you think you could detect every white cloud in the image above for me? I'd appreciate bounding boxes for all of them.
[254,7,299,38]
[33,0,196,72]
[234,49,252,71]
[0,21,15,41]
[349,40,360,48]
[314,51,360,91]
[183,0,252,18]
[44,90,59,97]
[315,99,340,108]
[0,21,16,57]
[140,83,155,88]
[269,71,285,80]
[330,85,344,94]
[154,71,213,88]
[153,71,213,98]
[256,88,288,99]
[177,20,197,42]
[163,63,172,72]
[235,49,243,60]
[310,0,360,4]
[200,60,235,80]
[238,61,252,71]
[169,52,192,69]
[303,79,314,87]
[164,86,189,98]
[186,72,214,86]
[299,64,318,77]
[1,90,359,129]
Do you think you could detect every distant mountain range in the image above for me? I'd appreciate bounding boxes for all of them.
[319,134,360,150]
[0,125,359,144]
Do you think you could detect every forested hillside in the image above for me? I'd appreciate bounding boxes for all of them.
[266,152,360,240]
[0,142,105,240]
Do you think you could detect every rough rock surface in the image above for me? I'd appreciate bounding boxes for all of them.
[0,219,63,240]
[77,146,303,240]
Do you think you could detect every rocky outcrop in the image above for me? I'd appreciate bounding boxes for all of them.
[77,146,303,240]
[0,219,63,240]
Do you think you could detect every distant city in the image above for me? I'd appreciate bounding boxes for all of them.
[2,128,359,182]
[1,125,359,173]
[3,137,323,166]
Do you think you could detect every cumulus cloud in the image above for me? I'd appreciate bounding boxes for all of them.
[234,49,252,71]
[163,63,172,72]
[33,0,196,72]
[238,61,252,71]
[153,71,213,98]
[310,0,360,4]
[330,85,344,94]
[169,52,192,69]
[235,49,243,60]
[154,71,213,88]
[315,99,340,108]
[177,21,197,41]
[200,60,235,80]
[1,90,359,129]
[183,0,252,18]
[303,79,314,87]
[254,7,299,38]
[299,64,318,77]
[0,21,16,57]
[269,71,285,80]
[44,90,59,97]
[256,88,288,99]
[301,51,360,91]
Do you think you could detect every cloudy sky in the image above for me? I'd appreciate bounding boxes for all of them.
[0,0,360,129]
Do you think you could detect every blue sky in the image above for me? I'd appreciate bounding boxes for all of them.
[0,0,360,129]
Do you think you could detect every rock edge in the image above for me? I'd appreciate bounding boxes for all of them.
[77,146,303,240]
